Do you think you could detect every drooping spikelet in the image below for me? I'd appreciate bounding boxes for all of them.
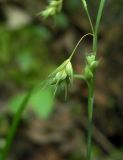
[40,0,63,18]
[44,58,73,97]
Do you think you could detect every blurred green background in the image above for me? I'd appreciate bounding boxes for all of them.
[0,0,123,160]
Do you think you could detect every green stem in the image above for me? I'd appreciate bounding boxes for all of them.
[86,1,106,160]
[69,33,93,60]
[81,0,94,34]
[1,88,34,160]
[93,0,106,53]
[86,9,94,34]
[74,74,85,80]
[87,80,94,160]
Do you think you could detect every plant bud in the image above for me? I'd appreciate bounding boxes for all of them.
[84,54,99,81]
[86,55,96,65]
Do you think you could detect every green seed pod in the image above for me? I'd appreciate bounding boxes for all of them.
[65,60,73,77]
[60,71,67,81]
[54,70,67,82]
[55,72,62,81]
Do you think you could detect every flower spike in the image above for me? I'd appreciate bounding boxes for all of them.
[39,0,63,18]
[43,58,73,97]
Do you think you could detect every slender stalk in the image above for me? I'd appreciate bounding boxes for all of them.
[74,74,85,80]
[81,1,106,160]
[93,0,106,53]
[81,0,94,34]
[69,33,93,60]
[86,80,94,160]
[86,9,94,34]
[1,88,34,160]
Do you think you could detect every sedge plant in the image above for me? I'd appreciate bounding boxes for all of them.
[1,0,106,160]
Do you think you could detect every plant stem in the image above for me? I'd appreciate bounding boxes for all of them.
[93,0,106,53]
[74,74,85,80]
[81,0,94,34]
[69,33,93,60]
[86,1,106,160]
[1,88,33,160]
[86,9,94,34]
[87,80,94,160]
